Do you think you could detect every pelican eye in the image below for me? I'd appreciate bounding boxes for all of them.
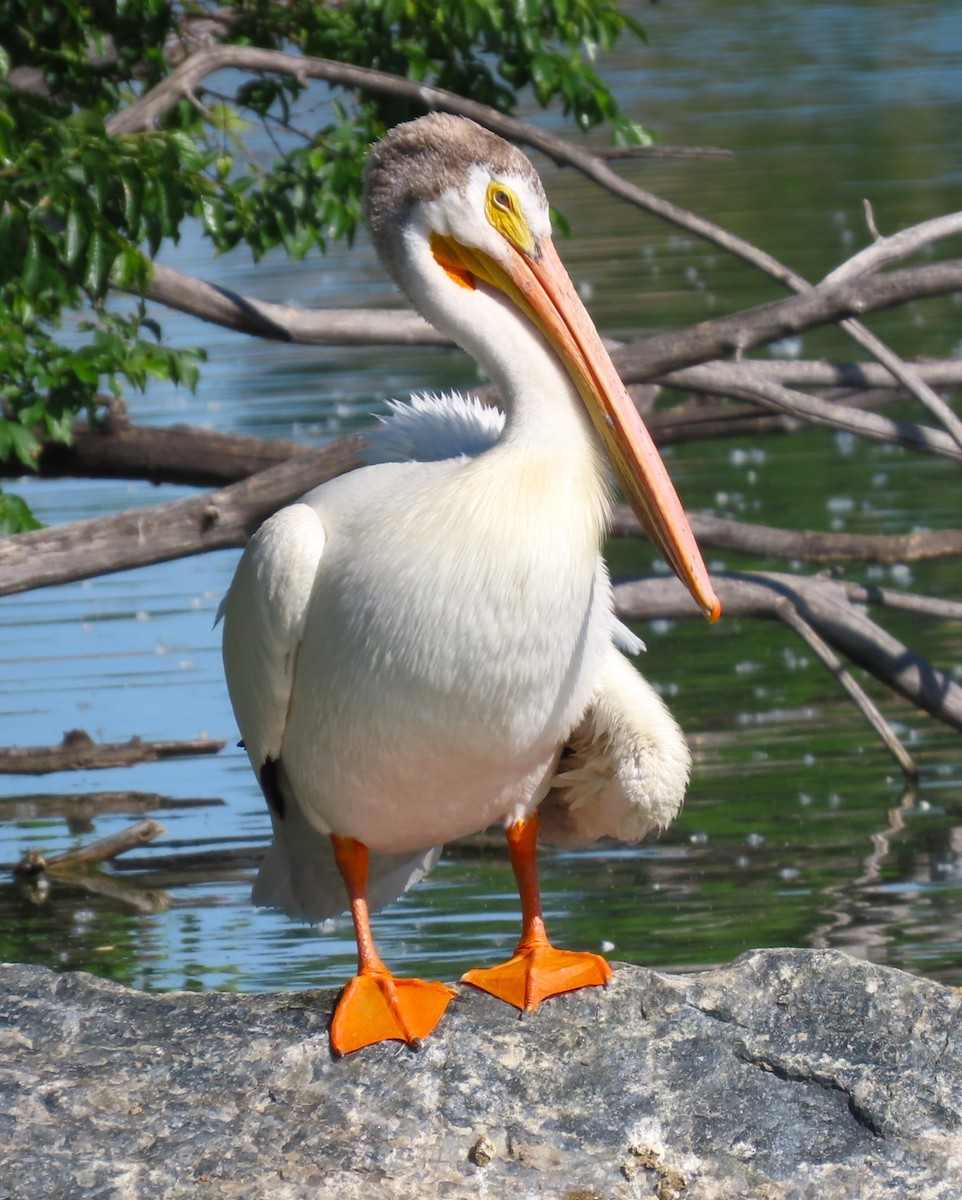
[485,181,535,255]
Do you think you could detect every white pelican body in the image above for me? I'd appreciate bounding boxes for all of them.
[220,114,719,1053]
[287,444,608,852]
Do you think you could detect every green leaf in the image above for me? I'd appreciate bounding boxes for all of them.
[121,170,144,232]
[169,131,206,172]
[1,419,42,467]
[199,196,225,239]
[21,232,44,298]
[83,229,116,295]
[0,491,43,535]
[82,151,109,211]
[64,205,86,267]
[65,109,106,135]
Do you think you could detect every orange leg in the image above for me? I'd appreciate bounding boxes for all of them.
[461,815,612,1012]
[328,835,456,1056]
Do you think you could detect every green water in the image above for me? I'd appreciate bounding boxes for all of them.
[1,0,961,995]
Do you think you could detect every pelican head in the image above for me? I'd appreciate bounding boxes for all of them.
[364,113,720,622]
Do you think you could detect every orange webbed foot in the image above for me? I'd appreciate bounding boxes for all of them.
[461,943,612,1013]
[330,969,457,1056]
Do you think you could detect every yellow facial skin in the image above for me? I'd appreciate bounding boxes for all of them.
[484,182,537,256]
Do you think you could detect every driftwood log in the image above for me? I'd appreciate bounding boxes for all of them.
[14,818,165,877]
[0,731,226,775]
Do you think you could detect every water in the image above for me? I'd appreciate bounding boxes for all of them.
[2,0,961,995]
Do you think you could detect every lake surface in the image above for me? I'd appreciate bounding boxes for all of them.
[2,0,961,997]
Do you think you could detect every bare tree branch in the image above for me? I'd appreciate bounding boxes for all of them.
[837,583,962,621]
[592,144,734,161]
[609,508,962,564]
[11,407,805,481]
[14,820,165,875]
[134,255,962,390]
[698,360,962,390]
[818,211,962,448]
[822,212,962,284]
[614,572,962,737]
[661,363,962,462]
[775,602,917,779]
[4,412,307,485]
[138,263,447,346]
[130,250,962,408]
[0,437,364,596]
[14,364,952,490]
[614,260,962,379]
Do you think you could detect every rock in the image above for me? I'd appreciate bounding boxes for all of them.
[1,948,961,1198]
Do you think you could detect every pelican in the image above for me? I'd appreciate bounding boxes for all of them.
[220,113,720,1056]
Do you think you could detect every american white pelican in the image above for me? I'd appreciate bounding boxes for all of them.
[220,113,720,1056]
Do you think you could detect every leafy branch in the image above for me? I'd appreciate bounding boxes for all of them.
[0,0,648,519]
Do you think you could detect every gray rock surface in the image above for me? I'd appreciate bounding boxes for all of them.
[1,948,961,1199]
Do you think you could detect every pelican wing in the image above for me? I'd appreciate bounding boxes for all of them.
[219,501,442,922]
[219,504,327,772]
[539,644,691,847]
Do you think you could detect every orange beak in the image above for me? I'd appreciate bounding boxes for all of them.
[431,232,722,623]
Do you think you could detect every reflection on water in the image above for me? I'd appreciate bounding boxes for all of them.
[2,0,961,994]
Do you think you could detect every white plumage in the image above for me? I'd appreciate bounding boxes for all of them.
[219,113,719,1053]
[364,392,506,464]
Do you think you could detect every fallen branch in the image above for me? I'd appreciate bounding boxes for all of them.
[0,384,892,486]
[132,262,446,347]
[837,583,962,622]
[5,415,306,485]
[0,790,224,821]
[818,210,962,448]
[0,730,227,775]
[14,819,165,876]
[610,510,962,565]
[124,245,962,379]
[0,437,365,596]
[131,255,962,454]
[681,359,962,392]
[614,571,962,743]
[660,363,962,462]
[775,600,917,779]
[10,820,171,913]
[15,353,955,504]
[614,260,962,380]
[5,425,962,597]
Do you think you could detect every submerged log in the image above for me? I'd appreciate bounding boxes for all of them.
[0,949,959,1198]
[14,819,165,877]
[0,730,226,775]
[10,820,170,912]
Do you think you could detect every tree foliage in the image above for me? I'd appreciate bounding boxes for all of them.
[0,0,647,530]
